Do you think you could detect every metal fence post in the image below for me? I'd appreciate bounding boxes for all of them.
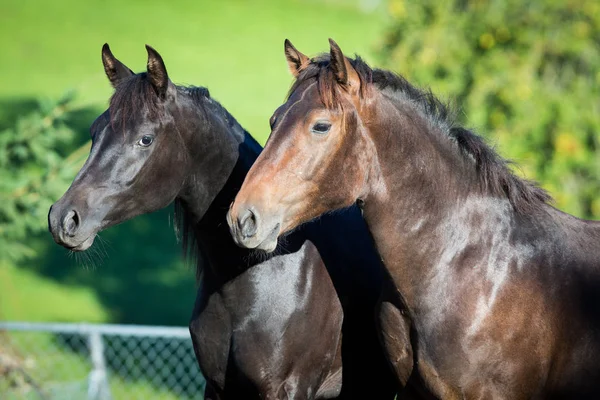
[0,321,203,398]
[88,330,112,400]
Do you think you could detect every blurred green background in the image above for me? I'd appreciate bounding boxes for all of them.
[1,0,598,351]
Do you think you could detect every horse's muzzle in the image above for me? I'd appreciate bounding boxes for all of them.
[227,205,280,252]
[48,203,95,251]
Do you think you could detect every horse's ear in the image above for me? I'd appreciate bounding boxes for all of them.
[145,45,169,98]
[328,39,360,94]
[284,39,309,77]
[101,43,133,88]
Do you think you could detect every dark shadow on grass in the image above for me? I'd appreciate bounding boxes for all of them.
[30,207,197,326]
[0,98,39,131]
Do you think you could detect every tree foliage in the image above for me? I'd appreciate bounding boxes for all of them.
[381,0,600,218]
[0,93,88,262]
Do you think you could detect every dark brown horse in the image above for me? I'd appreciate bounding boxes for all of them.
[228,39,600,399]
[48,44,398,399]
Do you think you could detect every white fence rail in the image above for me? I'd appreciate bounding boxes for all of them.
[0,322,205,400]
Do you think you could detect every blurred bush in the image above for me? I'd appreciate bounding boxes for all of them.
[381,0,600,218]
[0,93,89,262]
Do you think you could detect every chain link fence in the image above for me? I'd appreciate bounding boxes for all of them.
[0,322,205,400]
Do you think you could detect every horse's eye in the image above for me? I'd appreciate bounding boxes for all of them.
[269,115,277,129]
[311,122,331,135]
[138,135,154,147]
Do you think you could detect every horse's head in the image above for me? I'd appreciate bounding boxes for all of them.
[228,39,374,252]
[49,44,190,251]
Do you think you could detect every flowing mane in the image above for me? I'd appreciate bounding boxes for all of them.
[290,54,552,214]
[174,199,202,278]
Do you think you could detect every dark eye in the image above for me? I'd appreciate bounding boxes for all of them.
[138,135,154,147]
[311,121,331,135]
[269,115,277,129]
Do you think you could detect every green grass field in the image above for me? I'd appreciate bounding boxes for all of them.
[1,0,387,141]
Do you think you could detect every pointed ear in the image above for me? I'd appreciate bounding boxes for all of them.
[101,43,133,88]
[145,45,169,98]
[328,39,360,94]
[284,39,309,77]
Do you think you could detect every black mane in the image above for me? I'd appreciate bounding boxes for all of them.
[109,73,210,129]
[291,54,551,213]
[174,199,201,278]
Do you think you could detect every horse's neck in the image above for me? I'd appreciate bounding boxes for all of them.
[361,94,483,306]
[177,98,262,284]
[194,150,257,284]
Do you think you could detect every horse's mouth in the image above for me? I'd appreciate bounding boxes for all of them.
[66,235,96,252]
[255,223,280,253]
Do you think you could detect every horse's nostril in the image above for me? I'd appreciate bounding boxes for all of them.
[63,209,80,237]
[239,209,258,239]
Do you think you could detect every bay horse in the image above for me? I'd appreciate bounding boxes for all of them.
[48,44,398,399]
[228,39,600,399]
